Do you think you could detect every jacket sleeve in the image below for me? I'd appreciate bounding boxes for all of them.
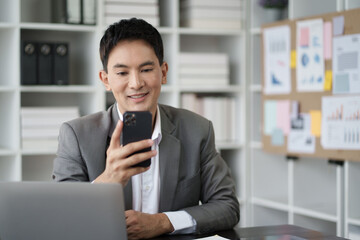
[183,121,240,234]
[52,122,89,182]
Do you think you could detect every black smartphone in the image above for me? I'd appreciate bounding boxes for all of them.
[121,111,152,167]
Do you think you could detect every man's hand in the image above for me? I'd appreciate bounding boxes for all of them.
[125,210,174,239]
[94,120,157,186]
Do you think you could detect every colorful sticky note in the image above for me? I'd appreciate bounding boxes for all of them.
[323,22,332,59]
[271,128,284,146]
[291,50,296,68]
[333,15,344,36]
[276,100,290,135]
[310,110,322,137]
[300,27,310,47]
[324,70,332,91]
[264,100,277,135]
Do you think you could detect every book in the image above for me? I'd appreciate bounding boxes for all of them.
[38,43,53,85]
[181,8,241,20]
[22,138,59,151]
[21,107,79,117]
[179,77,229,86]
[22,127,61,139]
[21,42,38,85]
[66,0,82,24]
[104,3,158,15]
[82,0,96,25]
[105,0,157,4]
[179,53,229,65]
[104,15,159,27]
[180,0,241,8]
[181,18,241,29]
[179,65,229,76]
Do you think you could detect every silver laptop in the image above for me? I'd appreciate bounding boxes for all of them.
[0,182,127,240]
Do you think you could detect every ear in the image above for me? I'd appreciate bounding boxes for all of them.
[160,61,168,85]
[99,70,111,91]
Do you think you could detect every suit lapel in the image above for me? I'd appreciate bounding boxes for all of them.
[158,106,181,212]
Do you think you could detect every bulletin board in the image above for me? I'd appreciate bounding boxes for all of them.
[261,8,360,162]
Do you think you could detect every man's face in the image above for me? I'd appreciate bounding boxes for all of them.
[100,39,168,121]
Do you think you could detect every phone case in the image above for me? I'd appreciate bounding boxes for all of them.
[121,111,152,167]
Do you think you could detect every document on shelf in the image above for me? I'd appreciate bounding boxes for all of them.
[263,25,291,95]
[296,18,325,92]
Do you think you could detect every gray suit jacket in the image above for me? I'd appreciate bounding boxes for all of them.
[53,104,239,234]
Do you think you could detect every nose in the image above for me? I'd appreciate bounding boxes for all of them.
[128,72,144,89]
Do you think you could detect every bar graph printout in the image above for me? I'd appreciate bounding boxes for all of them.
[321,95,360,150]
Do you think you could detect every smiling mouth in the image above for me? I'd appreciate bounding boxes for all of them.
[128,92,149,99]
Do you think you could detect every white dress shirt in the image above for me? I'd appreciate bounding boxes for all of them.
[116,104,196,234]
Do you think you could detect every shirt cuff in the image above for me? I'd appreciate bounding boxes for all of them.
[164,210,197,234]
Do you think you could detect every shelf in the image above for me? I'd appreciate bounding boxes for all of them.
[22,149,57,156]
[20,22,97,32]
[252,197,289,212]
[293,206,338,222]
[179,85,242,93]
[249,84,262,92]
[216,141,243,150]
[179,27,243,36]
[0,149,17,156]
[20,85,98,93]
[250,28,261,35]
[348,218,360,227]
[0,22,15,29]
[0,87,17,92]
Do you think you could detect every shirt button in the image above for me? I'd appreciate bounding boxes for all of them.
[145,185,150,191]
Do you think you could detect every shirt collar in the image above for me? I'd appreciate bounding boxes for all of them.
[116,103,162,144]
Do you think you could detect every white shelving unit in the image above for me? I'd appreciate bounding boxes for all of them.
[1,0,359,237]
[247,0,360,238]
[0,0,247,226]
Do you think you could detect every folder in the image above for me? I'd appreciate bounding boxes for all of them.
[66,0,81,24]
[53,43,69,85]
[38,43,53,85]
[21,42,38,85]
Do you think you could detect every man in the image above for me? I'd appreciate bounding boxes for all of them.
[53,18,239,239]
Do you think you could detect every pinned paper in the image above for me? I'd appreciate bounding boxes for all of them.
[277,100,290,135]
[271,128,284,146]
[333,15,344,36]
[291,50,296,68]
[324,22,332,59]
[310,110,322,137]
[264,100,277,135]
[300,27,310,47]
[324,70,332,90]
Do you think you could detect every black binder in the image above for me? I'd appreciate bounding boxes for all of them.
[21,42,37,85]
[53,43,69,85]
[38,43,53,85]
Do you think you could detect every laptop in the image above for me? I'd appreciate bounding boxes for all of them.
[0,182,127,240]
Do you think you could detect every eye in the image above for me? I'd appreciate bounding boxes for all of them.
[116,71,128,76]
[141,68,153,73]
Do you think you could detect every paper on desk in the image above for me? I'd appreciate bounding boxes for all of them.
[196,235,229,240]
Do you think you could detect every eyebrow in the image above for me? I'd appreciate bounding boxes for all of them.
[112,61,155,69]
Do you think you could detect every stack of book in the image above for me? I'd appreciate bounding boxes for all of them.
[21,107,80,151]
[103,0,159,27]
[181,93,236,142]
[180,0,242,29]
[179,52,229,86]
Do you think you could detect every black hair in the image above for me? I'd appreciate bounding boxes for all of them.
[99,18,164,72]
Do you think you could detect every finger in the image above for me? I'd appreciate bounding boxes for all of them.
[109,120,123,149]
[124,149,157,169]
[120,139,154,158]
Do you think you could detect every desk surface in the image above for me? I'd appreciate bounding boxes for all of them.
[151,224,347,240]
